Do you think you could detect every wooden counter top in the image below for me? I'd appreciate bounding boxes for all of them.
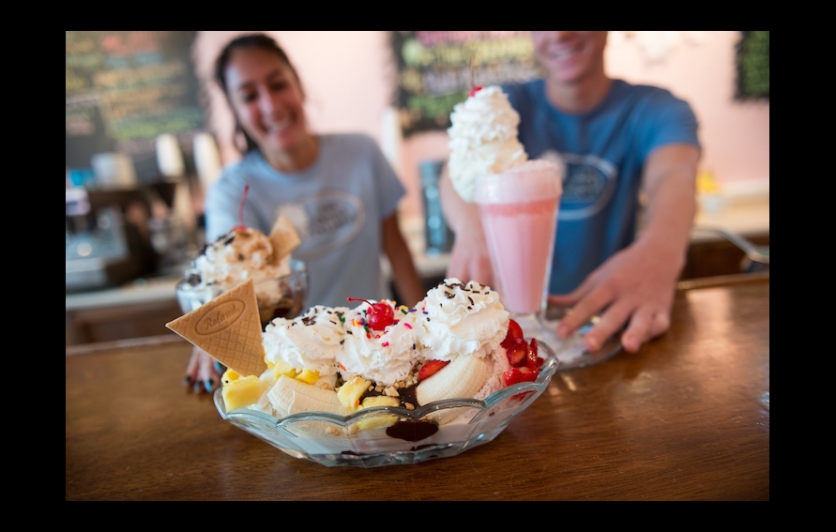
[66,273,769,500]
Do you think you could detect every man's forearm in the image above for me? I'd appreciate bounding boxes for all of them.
[637,144,701,267]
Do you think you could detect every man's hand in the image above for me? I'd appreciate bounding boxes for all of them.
[446,223,494,286]
[438,164,494,286]
[549,236,681,353]
[550,143,700,353]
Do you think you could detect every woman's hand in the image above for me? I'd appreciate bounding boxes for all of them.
[184,347,225,394]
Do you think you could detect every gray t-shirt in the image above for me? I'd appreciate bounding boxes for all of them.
[204,133,406,309]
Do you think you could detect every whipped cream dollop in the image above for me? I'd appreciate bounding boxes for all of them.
[262,305,346,385]
[186,227,291,299]
[420,278,510,361]
[447,86,528,202]
[337,300,428,387]
[255,279,511,389]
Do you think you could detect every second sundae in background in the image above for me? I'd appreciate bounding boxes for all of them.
[446,85,528,203]
[177,213,307,326]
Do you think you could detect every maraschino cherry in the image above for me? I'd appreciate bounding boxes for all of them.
[232,183,250,231]
[347,297,394,330]
[468,54,483,97]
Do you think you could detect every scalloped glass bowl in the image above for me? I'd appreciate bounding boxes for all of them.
[214,343,560,468]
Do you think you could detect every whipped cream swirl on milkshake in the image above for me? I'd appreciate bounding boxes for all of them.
[447,86,528,202]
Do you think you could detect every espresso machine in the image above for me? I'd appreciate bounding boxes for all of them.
[65,186,162,292]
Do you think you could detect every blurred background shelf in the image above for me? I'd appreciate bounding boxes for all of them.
[66,193,767,348]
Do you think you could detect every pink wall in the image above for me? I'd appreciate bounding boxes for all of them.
[193,31,769,219]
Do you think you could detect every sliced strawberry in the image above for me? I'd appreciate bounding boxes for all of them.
[417,359,450,381]
[502,366,538,387]
[525,338,543,370]
[501,319,524,349]
[505,340,527,366]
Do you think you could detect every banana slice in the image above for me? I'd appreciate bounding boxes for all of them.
[267,375,352,418]
[416,355,488,407]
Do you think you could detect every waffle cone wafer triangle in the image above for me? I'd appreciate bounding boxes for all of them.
[166,279,267,377]
[269,215,301,262]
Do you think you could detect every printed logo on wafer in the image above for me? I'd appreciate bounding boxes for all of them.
[196,301,245,334]
[166,279,267,377]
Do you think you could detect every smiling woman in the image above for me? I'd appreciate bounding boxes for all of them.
[217,39,316,171]
[182,33,425,395]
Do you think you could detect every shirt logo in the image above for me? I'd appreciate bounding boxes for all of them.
[540,150,617,221]
[275,190,365,260]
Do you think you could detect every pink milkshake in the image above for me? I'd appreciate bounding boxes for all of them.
[473,160,562,315]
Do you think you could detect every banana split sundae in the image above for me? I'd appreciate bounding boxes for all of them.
[169,278,546,431]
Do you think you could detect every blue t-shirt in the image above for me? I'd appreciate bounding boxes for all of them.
[204,133,405,309]
[502,78,701,294]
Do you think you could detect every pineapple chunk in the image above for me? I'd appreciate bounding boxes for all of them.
[360,396,400,409]
[355,414,399,431]
[295,369,320,384]
[222,368,241,385]
[355,396,400,430]
[270,361,297,380]
[337,376,371,410]
[221,375,264,411]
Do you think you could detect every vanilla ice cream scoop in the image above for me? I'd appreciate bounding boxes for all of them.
[262,305,348,385]
[447,86,528,202]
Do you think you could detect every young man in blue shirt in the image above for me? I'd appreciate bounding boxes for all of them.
[440,31,701,354]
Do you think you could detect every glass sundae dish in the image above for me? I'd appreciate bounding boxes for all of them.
[214,341,559,468]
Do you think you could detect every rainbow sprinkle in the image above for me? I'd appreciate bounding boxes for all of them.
[404,322,413,329]
[382,341,389,347]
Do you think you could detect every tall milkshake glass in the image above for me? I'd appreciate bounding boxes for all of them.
[473,160,562,347]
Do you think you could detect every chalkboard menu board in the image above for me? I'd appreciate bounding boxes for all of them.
[735,31,769,101]
[392,31,543,138]
[66,31,206,181]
